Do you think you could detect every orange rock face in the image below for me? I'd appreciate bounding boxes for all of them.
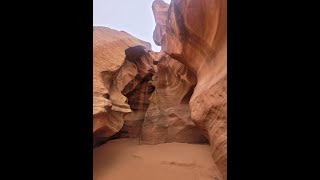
[117,47,156,139]
[93,26,208,145]
[93,0,227,177]
[152,0,169,46]
[153,0,227,179]
[141,53,208,144]
[93,26,153,145]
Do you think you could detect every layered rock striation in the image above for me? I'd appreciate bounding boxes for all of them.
[152,0,227,178]
[94,26,209,146]
[93,26,154,145]
[141,53,208,144]
[93,0,227,178]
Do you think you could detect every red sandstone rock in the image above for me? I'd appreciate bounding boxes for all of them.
[117,51,156,139]
[153,0,227,178]
[93,26,153,144]
[152,0,169,46]
[141,53,208,144]
[93,0,227,178]
[93,26,207,145]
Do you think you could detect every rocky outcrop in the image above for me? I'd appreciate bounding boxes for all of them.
[93,0,227,178]
[117,49,156,139]
[93,26,153,145]
[153,0,227,179]
[152,0,169,46]
[141,53,208,144]
[93,26,207,145]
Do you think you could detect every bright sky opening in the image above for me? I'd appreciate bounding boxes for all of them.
[93,0,171,52]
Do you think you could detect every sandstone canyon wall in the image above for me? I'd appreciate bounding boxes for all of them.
[93,26,154,145]
[140,53,208,144]
[93,26,207,146]
[93,0,226,179]
[152,0,227,178]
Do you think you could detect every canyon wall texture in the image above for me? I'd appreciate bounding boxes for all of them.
[140,53,208,144]
[93,0,226,178]
[152,0,227,179]
[93,26,206,146]
[152,0,169,46]
[93,26,154,145]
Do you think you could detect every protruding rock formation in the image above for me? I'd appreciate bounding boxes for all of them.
[93,0,227,177]
[117,47,156,139]
[152,0,227,179]
[141,53,208,144]
[93,27,154,145]
[152,0,169,46]
[93,26,207,146]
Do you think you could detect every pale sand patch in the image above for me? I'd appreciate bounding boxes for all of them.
[93,138,222,180]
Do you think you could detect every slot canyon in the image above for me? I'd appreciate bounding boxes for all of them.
[93,0,226,179]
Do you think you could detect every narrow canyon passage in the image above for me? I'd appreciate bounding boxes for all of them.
[93,0,226,179]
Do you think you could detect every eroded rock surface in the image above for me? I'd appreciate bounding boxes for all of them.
[152,0,169,46]
[153,0,227,178]
[141,53,208,144]
[93,0,227,178]
[93,26,208,145]
[93,26,153,145]
[117,48,156,139]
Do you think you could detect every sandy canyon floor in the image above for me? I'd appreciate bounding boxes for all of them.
[93,138,222,180]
